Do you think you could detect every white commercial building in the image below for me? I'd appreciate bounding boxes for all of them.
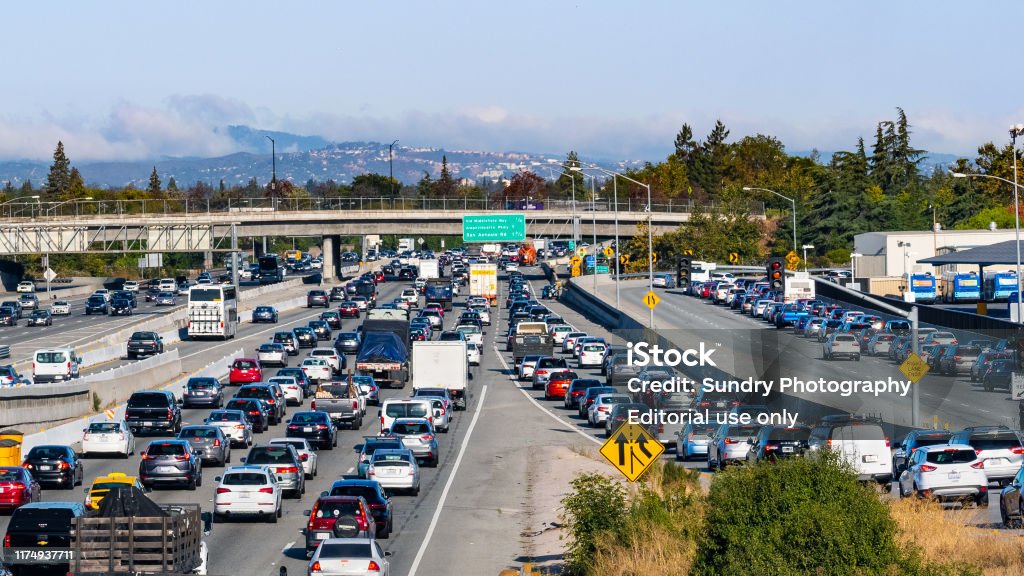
[854,228,1018,278]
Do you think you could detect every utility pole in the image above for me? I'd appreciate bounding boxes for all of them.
[231,223,240,302]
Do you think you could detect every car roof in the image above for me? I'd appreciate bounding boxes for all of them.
[17,502,87,512]
[224,465,272,474]
[918,443,975,453]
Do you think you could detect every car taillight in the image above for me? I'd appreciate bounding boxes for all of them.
[765,444,778,451]
[175,455,189,461]
[598,406,609,412]
[259,487,274,493]
[167,408,173,421]
[311,400,317,410]
[213,439,221,447]
[316,424,328,430]
[21,461,31,469]
[277,466,298,474]
[920,464,937,472]
[300,453,309,461]
[59,461,70,470]
[249,411,259,416]
[310,561,322,573]
[143,453,158,460]
[884,437,890,448]
[970,461,985,469]
[699,401,710,408]
[234,424,245,429]
[3,534,9,547]
[976,449,983,455]
[724,438,736,444]
[288,424,299,430]
[1012,447,1024,455]
[216,487,231,494]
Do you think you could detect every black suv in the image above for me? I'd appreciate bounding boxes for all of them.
[112,290,137,307]
[127,331,165,359]
[293,327,317,349]
[85,295,109,315]
[125,390,182,435]
[0,301,22,319]
[0,306,17,326]
[236,384,285,425]
[308,320,332,341]
[746,425,812,463]
[4,502,87,576]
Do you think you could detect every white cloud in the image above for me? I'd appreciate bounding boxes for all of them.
[0,96,997,164]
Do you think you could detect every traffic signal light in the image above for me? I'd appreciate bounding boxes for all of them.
[677,256,691,288]
[767,257,785,291]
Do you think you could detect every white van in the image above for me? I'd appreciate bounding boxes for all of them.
[378,398,433,434]
[157,278,177,292]
[808,415,893,489]
[33,348,83,384]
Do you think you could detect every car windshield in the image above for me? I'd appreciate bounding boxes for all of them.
[330,485,381,502]
[27,447,68,459]
[290,413,323,424]
[392,421,430,435]
[925,449,977,464]
[147,443,185,456]
[208,412,242,422]
[318,542,373,558]
[222,473,269,486]
[180,428,218,438]
[247,448,293,464]
[35,352,68,363]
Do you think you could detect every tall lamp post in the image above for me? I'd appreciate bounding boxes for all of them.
[953,148,1024,320]
[389,140,399,196]
[582,162,654,328]
[266,136,277,210]
[745,186,798,253]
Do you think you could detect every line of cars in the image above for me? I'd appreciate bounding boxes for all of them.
[676,273,1024,515]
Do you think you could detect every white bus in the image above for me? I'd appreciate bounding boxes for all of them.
[187,285,238,340]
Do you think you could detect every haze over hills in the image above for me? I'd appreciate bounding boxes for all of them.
[0,126,962,189]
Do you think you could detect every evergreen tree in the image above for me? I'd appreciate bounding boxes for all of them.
[416,171,434,196]
[219,179,226,193]
[691,120,730,195]
[167,177,178,193]
[1,181,13,197]
[147,167,162,195]
[45,141,71,195]
[68,167,86,199]
[555,150,585,200]
[434,155,456,197]
[673,123,698,162]
[19,180,33,195]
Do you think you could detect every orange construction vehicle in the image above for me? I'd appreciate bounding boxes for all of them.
[518,244,537,266]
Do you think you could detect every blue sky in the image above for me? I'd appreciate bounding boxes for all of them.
[1,1,1021,163]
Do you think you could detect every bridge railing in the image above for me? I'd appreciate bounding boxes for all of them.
[3,196,765,220]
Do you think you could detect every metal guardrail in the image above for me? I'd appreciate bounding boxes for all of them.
[1,196,764,220]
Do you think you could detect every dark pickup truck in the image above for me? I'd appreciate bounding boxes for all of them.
[126,390,181,435]
[5,502,88,576]
[127,331,165,359]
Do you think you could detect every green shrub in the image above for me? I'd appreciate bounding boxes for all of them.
[560,472,627,575]
[695,451,905,576]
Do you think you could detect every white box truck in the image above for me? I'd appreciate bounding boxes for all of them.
[469,263,498,306]
[419,259,440,279]
[412,341,468,409]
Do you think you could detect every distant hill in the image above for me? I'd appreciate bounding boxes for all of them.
[0,126,963,189]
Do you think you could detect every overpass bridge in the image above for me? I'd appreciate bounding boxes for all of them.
[0,196,764,278]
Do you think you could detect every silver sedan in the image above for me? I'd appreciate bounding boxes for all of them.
[307,537,391,576]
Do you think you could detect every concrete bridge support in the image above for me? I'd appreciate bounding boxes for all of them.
[321,235,341,281]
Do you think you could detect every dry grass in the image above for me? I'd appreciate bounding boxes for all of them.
[587,521,697,576]
[585,462,704,576]
[890,498,1024,575]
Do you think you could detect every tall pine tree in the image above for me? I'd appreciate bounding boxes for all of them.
[147,167,162,195]
[434,155,456,197]
[45,141,71,195]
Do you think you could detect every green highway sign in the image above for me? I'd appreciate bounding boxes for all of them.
[462,214,526,243]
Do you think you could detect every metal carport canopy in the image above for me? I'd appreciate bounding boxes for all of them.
[917,240,1024,267]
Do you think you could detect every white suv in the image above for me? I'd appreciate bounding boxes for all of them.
[897,444,988,507]
[213,465,282,523]
[16,281,34,293]
[949,426,1024,486]
[809,415,893,489]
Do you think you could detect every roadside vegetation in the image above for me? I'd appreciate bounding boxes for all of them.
[560,454,1019,576]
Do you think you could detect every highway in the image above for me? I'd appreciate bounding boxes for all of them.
[572,274,1024,528]
[0,270,611,576]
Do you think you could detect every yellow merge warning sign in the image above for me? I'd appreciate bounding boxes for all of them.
[599,423,664,482]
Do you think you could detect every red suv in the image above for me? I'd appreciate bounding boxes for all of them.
[304,495,377,554]
[228,358,263,385]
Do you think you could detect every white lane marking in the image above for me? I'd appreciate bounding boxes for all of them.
[345,466,354,474]
[281,541,295,554]
[178,309,326,361]
[493,343,601,447]
[407,383,489,576]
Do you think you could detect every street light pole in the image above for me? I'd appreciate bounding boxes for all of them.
[389,140,399,196]
[801,244,815,272]
[743,186,797,254]
[266,136,276,204]
[953,162,1024,320]
[581,162,654,327]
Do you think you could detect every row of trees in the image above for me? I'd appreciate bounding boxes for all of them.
[7,111,1020,265]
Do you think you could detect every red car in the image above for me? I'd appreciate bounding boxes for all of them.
[338,301,360,319]
[0,467,41,511]
[373,271,385,283]
[229,358,263,385]
[545,370,579,401]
